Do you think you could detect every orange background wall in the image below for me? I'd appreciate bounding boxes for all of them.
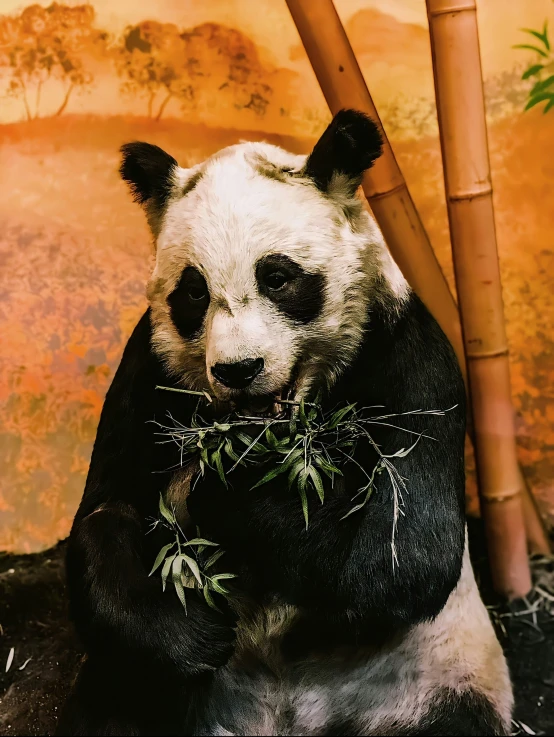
[1,0,553,552]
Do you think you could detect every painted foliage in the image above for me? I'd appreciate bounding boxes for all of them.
[0,0,553,551]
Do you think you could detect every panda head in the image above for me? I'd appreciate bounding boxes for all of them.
[120,110,407,414]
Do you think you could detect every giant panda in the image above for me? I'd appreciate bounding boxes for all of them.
[57,110,513,737]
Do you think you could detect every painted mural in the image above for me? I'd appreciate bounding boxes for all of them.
[0,0,553,552]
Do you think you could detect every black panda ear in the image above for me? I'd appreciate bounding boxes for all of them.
[303,109,383,195]
[119,141,178,215]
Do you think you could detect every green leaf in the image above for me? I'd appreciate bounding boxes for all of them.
[522,63,545,79]
[183,554,202,586]
[211,573,237,581]
[182,538,219,547]
[161,554,176,592]
[525,92,554,110]
[149,543,175,576]
[299,486,309,529]
[307,403,318,422]
[265,428,279,449]
[224,437,241,464]
[513,43,549,58]
[250,462,288,489]
[298,399,309,428]
[281,447,304,471]
[531,75,554,95]
[289,416,297,437]
[204,549,226,569]
[210,579,230,595]
[522,26,550,50]
[544,97,554,113]
[159,494,176,525]
[308,465,325,503]
[288,457,305,489]
[314,455,343,477]
[203,583,221,612]
[341,501,366,520]
[171,555,188,612]
[326,404,357,430]
[211,448,227,487]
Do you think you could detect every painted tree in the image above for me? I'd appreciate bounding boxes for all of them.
[117,21,197,121]
[0,3,107,120]
[116,20,273,121]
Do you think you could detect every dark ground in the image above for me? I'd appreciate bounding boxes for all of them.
[0,520,553,736]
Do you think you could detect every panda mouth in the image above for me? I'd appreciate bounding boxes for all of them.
[231,367,300,419]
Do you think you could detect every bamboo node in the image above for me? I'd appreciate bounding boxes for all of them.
[466,348,509,360]
[427,1,476,18]
[448,186,493,202]
[481,490,522,504]
[364,182,407,201]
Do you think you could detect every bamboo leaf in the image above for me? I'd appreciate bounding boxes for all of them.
[522,63,544,79]
[544,97,554,113]
[314,455,343,476]
[159,494,176,525]
[212,448,227,487]
[341,502,366,520]
[173,573,188,612]
[288,458,305,489]
[204,549,226,569]
[299,486,309,529]
[525,92,554,110]
[513,43,549,58]
[265,428,279,449]
[210,580,230,595]
[213,422,231,432]
[161,554,176,592]
[182,538,219,547]
[203,583,221,612]
[298,399,309,428]
[224,437,241,464]
[522,27,550,50]
[211,573,237,581]
[531,75,554,95]
[326,404,357,430]
[149,542,175,576]
[250,463,288,489]
[183,554,202,586]
[308,465,325,503]
[171,555,188,612]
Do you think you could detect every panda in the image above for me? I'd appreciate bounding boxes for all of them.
[57,110,513,736]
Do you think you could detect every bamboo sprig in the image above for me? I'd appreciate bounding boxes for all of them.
[149,495,236,612]
[154,386,455,568]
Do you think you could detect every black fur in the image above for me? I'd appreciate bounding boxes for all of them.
[120,142,177,213]
[59,294,469,734]
[256,253,326,324]
[168,266,211,340]
[403,688,508,736]
[303,109,383,194]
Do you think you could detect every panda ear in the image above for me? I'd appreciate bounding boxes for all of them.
[119,142,178,223]
[303,109,383,196]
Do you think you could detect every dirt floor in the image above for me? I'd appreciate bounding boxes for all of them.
[0,521,553,736]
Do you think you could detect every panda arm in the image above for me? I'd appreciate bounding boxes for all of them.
[66,311,235,677]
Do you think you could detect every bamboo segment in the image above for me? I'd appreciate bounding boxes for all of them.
[426,0,532,597]
[284,0,466,382]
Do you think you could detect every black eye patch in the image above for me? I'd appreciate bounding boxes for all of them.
[167,266,210,340]
[255,254,325,324]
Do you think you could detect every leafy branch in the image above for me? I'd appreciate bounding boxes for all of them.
[515,21,554,113]
[154,387,455,568]
[149,495,236,612]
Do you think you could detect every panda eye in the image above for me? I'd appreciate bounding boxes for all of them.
[263,270,290,291]
[187,283,209,301]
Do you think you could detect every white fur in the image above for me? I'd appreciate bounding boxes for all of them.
[147,141,408,401]
[201,535,512,735]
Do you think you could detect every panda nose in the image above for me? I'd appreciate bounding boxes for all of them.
[211,358,264,390]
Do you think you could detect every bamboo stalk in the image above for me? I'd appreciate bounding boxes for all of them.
[285,0,465,382]
[285,0,550,561]
[425,0,533,597]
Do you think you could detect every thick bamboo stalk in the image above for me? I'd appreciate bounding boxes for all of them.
[285,0,465,381]
[425,0,532,597]
[285,0,550,560]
